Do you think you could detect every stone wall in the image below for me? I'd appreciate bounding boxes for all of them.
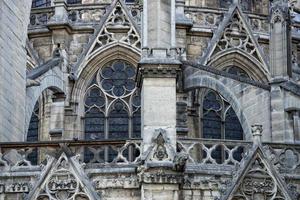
[0,0,31,141]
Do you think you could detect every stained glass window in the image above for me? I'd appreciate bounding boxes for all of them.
[108,101,129,139]
[67,0,82,4]
[224,66,250,79]
[201,89,244,163]
[32,0,51,8]
[27,102,39,165]
[83,60,141,162]
[125,0,136,3]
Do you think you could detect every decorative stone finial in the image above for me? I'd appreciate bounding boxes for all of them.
[251,124,263,146]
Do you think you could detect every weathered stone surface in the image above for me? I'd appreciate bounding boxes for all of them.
[1,0,300,199]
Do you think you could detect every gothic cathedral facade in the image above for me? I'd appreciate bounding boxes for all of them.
[0,0,300,199]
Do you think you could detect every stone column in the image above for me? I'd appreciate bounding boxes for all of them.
[139,0,180,151]
[138,1,181,199]
[0,1,31,141]
[270,0,292,79]
[49,93,65,140]
[269,0,292,142]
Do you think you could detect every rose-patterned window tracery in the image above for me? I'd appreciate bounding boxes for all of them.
[200,89,243,163]
[84,60,141,141]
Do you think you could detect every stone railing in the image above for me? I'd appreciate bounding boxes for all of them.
[184,7,270,34]
[263,142,300,175]
[184,7,225,29]
[177,138,251,166]
[28,3,142,30]
[1,136,300,176]
[0,139,142,170]
[29,7,55,28]
[67,4,107,24]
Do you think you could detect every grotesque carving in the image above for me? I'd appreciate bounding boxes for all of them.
[173,152,188,172]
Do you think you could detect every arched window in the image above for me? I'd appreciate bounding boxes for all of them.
[224,65,251,79]
[27,102,40,165]
[32,0,51,8]
[83,60,140,162]
[84,60,141,140]
[200,89,243,163]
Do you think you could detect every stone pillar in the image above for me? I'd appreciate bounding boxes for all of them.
[0,1,31,141]
[48,0,70,50]
[51,0,68,22]
[293,110,300,142]
[139,0,180,151]
[269,0,292,142]
[49,93,65,140]
[251,124,262,146]
[270,0,292,79]
[138,1,181,199]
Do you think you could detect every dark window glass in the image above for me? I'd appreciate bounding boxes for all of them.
[203,111,222,139]
[83,60,140,163]
[201,90,244,163]
[132,92,141,138]
[225,66,250,79]
[108,101,129,139]
[225,107,243,161]
[32,0,51,8]
[27,103,39,165]
[132,109,141,138]
[100,61,136,97]
[125,0,136,3]
[84,108,105,140]
[225,107,243,140]
[67,0,82,4]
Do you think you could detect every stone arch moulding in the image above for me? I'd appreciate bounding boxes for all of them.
[76,42,141,78]
[185,75,252,140]
[71,44,141,118]
[25,74,65,140]
[208,49,271,82]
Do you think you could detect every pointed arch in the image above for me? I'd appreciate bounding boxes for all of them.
[199,4,270,80]
[207,49,271,82]
[185,75,252,140]
[25,74,65,140]
[74,0,141,77]
[71,45,141,118]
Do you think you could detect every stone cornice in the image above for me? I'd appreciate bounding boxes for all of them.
[136,64,181,87]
